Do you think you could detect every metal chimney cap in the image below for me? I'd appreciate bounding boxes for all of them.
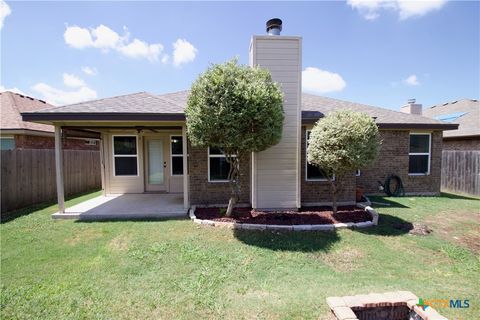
[408,98,416,104]
[266,18,282,35]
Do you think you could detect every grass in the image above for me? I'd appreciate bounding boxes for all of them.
[1,192,479,319]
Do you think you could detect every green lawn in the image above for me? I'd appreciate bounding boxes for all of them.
[1,192,479,319]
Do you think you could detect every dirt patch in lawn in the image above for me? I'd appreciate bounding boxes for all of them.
[425,210,480,253]
[317,246,365,272]
[108,234,132,252]
[65,228,103,246]
[195,206,371,225]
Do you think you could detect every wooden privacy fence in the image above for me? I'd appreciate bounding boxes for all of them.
[1,149,101,213]
[441,150,480,196]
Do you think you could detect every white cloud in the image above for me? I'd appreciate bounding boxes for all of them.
[347,0,447,20]
[0,0,11,30]
[118,38,164,62]
[63,73,86,88]
[173,39,198,67]
[91,24,123,50]
[81,66,98,76]
[0,85,25,95]
[64,24,167,62]
[32,75,97,106]
[403,74,420,86]
[302,67,346,94]
[64,25,94,49]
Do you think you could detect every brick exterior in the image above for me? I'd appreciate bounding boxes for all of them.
[443,137,480,151]
[188,143,251,206]
[357,130,443,195]
[14,134,99,150]
[301,127,356,204]
[188,128,443,206]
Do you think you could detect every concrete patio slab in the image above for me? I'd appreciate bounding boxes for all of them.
[52,193,187,220]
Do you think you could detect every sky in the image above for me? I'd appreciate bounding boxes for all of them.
[1,0,479,110]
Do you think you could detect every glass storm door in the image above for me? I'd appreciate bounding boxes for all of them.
[145,138,166,191]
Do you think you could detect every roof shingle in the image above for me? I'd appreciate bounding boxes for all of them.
[21,90,457,129]
[1,91,54,132]
[423,99,479,138]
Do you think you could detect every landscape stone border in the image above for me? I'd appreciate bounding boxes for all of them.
[189,204,379,231]
[326,291,448,320]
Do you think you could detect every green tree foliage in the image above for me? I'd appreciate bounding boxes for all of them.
[186,59,284,216]
[307,110,380,213]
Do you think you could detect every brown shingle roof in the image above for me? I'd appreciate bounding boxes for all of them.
[1,91,54,133]
[423,99,479,138]
[21,90,457,130]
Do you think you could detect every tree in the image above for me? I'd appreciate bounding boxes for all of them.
[307,110,380,214]
[186,59,284,216]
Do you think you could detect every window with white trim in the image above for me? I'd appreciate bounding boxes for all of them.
[208,147,232,182]
[113,136,138,176]
[356,169,361,176]
[408,133,431,175]
[170,136,183,175]
[305,130,330,181]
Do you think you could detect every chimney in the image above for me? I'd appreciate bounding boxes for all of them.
[249,19,302,210]
[401,98,423,115]
[266,18,282,35]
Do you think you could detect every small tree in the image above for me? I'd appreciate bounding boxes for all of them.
[307,110,380,214]
[186,59,284,216]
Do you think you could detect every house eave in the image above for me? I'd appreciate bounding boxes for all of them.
[301,119,459,130]
[21,112,186,122]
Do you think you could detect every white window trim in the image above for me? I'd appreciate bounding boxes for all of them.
[112,135,139,177]
[356,169,361,177]
[408,132,431,176]
[170,135,184,176]
[207,147,236,183]
[305,130,331,182]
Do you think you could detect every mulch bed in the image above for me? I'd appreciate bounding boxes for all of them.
[194,206,372,225]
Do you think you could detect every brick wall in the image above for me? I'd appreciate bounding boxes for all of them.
[187,128,443,206]
[301,127,356,204]
[14,135,99,150]
[188,143,251,206]
[357,130,442,195]
[443,138,480,151]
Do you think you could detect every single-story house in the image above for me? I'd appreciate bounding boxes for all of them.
[22,21,457,216]
[423,99,479,151]
[1,91,99,150]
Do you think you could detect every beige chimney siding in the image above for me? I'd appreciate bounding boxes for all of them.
[249,35,302,209]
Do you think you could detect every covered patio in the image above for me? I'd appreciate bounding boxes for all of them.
[52,193,187,220]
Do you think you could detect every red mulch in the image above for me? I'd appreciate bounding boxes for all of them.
[194,206,372,225]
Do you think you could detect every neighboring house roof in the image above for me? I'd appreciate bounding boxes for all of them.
[423,99,479,138]
[1,91,54,133]
[22,90,457,130]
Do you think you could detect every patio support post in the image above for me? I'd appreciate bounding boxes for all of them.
[54,125,65,213]
[99,133,106,196]
[182,125,189,211]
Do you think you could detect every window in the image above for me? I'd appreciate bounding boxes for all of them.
[409,133,431,175]
[0,137,15,150]
[170,136,184,175]
[305,130,330,181]
[113,136,138,176]
[356,169,361,177]
[208,147,232,182]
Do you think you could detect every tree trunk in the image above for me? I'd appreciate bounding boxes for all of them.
[329,178,338,215]
[225,153,241,217]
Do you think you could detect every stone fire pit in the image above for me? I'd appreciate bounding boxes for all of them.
[327,291,448,320]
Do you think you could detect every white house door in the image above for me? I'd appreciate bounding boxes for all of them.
[145,137,168,192]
